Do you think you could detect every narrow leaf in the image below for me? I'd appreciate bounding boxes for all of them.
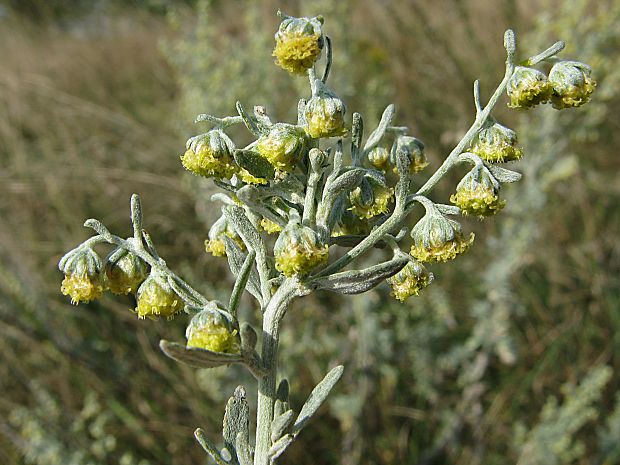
[363,104,395,151]
[234,149,275,180]
[194,428,228,465]
[271,410,295,443]
[223,386,250,459]
[235,431,253,465]
[160,340,243,369]
[291,365,344,435]
[268,434,294,462]
[311,256,408,295]
[487,164,522,183]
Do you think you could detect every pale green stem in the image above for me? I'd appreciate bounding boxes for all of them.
[254,278,304,465]
[229,250,256,316]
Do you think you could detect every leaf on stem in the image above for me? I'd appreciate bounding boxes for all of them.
[159,340,243,369]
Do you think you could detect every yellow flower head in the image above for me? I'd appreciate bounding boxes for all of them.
[105,246,149,295]
[507,66,553,109]
[349,175,394,220]
[388,260,433,301]
[181,129,237,179]
[304,81,347,139]
[335,210,373,237]
[470,121,523,163]
[274,222,328,277]
[548,61,596,109]
[186,308,241,354]
[256,123,306,173]
[59,247,104,305]
[135,272,184,319]
[392,136,428,174]
[205,215,245,257]
[260,217,283,234]
[273,15,324,75]
[450,165,505,218]
[367,146,390,171]
[410,208,474,262]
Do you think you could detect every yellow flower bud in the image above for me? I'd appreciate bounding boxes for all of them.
[256,123,306,173]
[135,272,184,319]
[186,308,241,354]
[205,215,245,257]
[367,146,390,171]
[450,166,505,218]
[274,222,328,277]
[470,122,523,163]
[507,66,553,109]
[410,209,474,262]
[388,260,433,301]
[393,136,428,174]
[59,247,104,305]
[181,129,237,179]
[273,15,324,75]
[104,247,149,295]
[260,217,283,234]
[548,61,596,109]
[304,83,347,139]
[349,176,394,220]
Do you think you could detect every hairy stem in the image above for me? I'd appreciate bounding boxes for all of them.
[254,278,305,465]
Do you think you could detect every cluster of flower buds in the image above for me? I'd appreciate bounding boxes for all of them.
[304,80,347,139]
[59,241,185,319]
[469,121,523,163]
[508,61,595,110]
[185,305,241,354]
[181,129,237,179]
[256,123,306,173]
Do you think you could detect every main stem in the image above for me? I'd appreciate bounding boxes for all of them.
[254,278,301,465]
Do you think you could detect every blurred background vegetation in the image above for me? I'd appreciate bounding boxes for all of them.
[0,0,618,464]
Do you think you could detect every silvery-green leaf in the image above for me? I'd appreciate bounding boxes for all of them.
[435,204,462,216]
[328,168,365,194]
[311,256,408,294]
[224,206,263,252]
[291,365,344,435]
[235,431,253,465]
[271,409,295,443]
[159,340,243,369]
[363,104,395,152]
[223,386,249,461]
[268,434,293,462]
[487,164,522,183]
[234,149,275,180]
[195,428,228,465]
[224,238,262,304]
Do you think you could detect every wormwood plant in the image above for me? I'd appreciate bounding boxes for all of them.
[58,11,595,465]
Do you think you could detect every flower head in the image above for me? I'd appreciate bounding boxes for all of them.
[349,174,394,220]
[273,14,324,75]
[104,245,149,295]
[470,121,523,163]
[59,247,104,304]
[507,66,553,109]
[392,136,428,174]
[450,166,505,218]
[181,129,237,179]
[256,123,306,173]
[388,260,433,301]
[367,146,390,171]
[135,272,184,319]
[304,81,347,139]
[186,307,241,354]
[549,61,596,109]
[260,217,283,234]
[205,215,245,257]
[410,207,474,262]
[274,222,328,277]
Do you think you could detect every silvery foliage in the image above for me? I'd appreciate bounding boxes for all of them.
[59,14,589,465]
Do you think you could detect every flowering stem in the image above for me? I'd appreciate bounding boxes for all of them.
[254,278,307,465]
